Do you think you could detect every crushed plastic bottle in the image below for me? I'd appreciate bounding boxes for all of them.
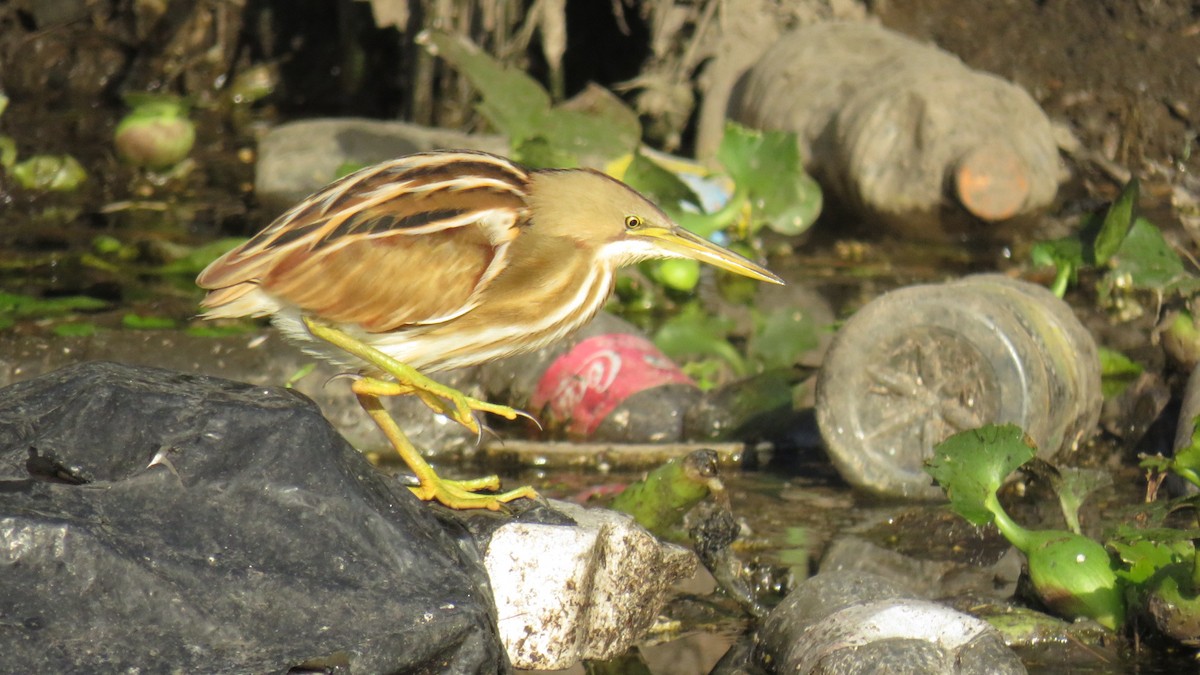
[479,312,702,443]
[729,21,1062,240]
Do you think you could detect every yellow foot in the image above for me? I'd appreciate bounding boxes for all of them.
[302,316,541,511]
[351,375,529,436]
[410,475,540,511]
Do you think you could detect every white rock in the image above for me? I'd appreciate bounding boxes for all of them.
[484,500,697,670]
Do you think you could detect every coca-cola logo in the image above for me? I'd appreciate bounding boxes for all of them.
[549,349,622,415]
[532,333,694,436]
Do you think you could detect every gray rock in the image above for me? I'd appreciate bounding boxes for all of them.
[0,329,480,460]
[757,570,1025,674]
[0,361,509,673]
[256,118,508,212]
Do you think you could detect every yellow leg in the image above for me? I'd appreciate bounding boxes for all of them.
[304,316,529,434]
[354,387,537,510]
[303,316,539,510]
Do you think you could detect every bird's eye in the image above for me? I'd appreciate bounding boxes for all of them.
[625,215,642,230]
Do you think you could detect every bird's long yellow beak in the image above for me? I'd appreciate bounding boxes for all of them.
[643,225,784,285]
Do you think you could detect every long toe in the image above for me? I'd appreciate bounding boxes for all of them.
[409,477,539,511]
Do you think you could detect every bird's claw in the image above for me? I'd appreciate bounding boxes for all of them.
[410,475,539,511]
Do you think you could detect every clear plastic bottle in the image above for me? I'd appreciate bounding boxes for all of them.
[816,274,1102,498]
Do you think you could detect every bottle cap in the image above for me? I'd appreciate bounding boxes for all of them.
[954,142,1031,221]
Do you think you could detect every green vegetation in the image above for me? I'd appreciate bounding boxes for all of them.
[114,93,197,170]
[929,423,1200,637]
[1032,179,1200,301]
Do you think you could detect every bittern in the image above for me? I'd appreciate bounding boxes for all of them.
[197,150,782,510]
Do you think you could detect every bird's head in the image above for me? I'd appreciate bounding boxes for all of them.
[528,168,783,285]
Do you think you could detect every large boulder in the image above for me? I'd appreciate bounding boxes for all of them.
[0,361,509,673]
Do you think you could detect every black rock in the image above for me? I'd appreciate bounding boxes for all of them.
[0,361,510,673]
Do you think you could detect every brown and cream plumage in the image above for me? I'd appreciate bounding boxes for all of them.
[198,150,781,510]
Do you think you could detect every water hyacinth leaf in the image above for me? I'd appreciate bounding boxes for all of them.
[1053,466,1113,533]
[749,307,821,371]
[654,303,746,376]
[1109,525,1197,586]
[926,424,1037,526]
[716,122,821,236]
[1104,217,1200,297]
[1147,564,1200,638]
[1098,347,1143,398]
[1021,459,1112,534]
[1092,178,1139,265]
[11,155,87,192]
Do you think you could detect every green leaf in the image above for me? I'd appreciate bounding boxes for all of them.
[1109,525,1197,586]
[1104,217,1200,296]
[652,259,701,292]
[1093,179,1139,265]
[621,151,702,214]
[511,136,577,169]
[53,322,97,337]
[1170,414,1200,488]
[285,362,317,389]
[0,136,16,170]
[1098,347,1143,398]
[653,303,746,376]
[1030,237,1084,297]
[418,30,639,165]
[748,307,820,371]
[716,122,822,236]
[334,161,368,179]
[0,292,107,319]
[418,29,549,145]
[10,154,87,192]
[538,103,640,165]
[154,238,248,277]
[185,323,257,338]
[122,313,176,330]
[926,424,1037,527]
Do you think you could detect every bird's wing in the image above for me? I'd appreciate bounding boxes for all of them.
[197,154,532,332]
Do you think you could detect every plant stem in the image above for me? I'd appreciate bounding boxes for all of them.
[986,492,1035,553]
